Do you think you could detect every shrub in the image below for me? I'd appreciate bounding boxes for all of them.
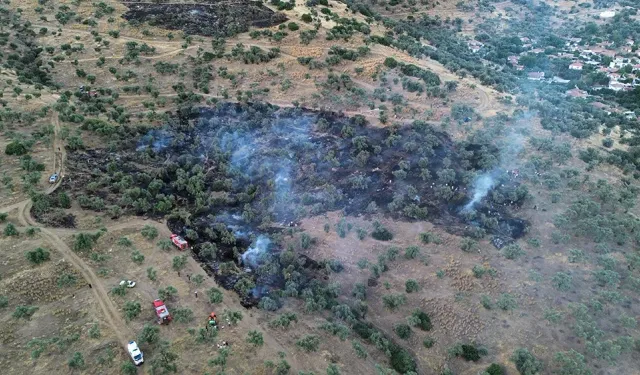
[259,296,279,311]
[592,269,619,287]
[191,274,204,285]
[0,213,7,222]
[352,340,368,358]
[158,286,177,301]
[147,267,157,281]
[13,305,38,319]
[247,330,264,347]
[301,13,312,22]
[269,312,298,329]
[423,337,436,348]
[138,324,160,345]
[394,323,411,339]
[410,310,432,331]
[485,363,505,375]
[141,225,158,240]
[88,323,101,339]
[207,288,224,303]
[68,352,85,369]
[0,296,8,308]
[419,232,440,244]
[502,243,524,260]
[73,232,100,252]
[5,140,29,155]
[4,223,19,236]
[327,363,340,375]
[405,279,419,293]
[117,237,133,247]
[462,344,481,361]
[554,349,590,375]
[371,221,393,241]
[172,255,187,271]
[296,334,320,352]
[511,348,543,375]
[552,272,573,291]
[123,301,141,321]
[222,310,243,325]
[25,247,50,264]
[172,307,194,323]
[384,57,398,68]
[131,250,145,264]
[121,361,137,375]
[405,246,420,259]
[460,238,478,252]
[326,259,344,273]
[496,293,517,311]
[111,284,127,296]
[157,239,173,250]
[288,22,299,31]
[57,273,77,288]
[602,138,613,148]
[382,294,406,310]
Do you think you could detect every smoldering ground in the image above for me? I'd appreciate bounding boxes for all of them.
[63,102,529,303]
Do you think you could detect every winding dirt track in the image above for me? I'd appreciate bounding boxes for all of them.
[0,112,131,349]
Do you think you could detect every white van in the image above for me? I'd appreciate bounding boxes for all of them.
[127,341,144,365]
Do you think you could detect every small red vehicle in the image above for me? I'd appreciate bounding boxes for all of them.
[153,299,172,324]
[170,234,188,250]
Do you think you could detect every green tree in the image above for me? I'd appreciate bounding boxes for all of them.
[57,273,77,288]
[172,308,194,323]
[207,287,223,303]
[405,279,419,293]
[246,330,264,347]
[497,293,517,311]
[222,310,243,325]
[552,272,573,291]
[141,225,158,240]
[327,363,341,375]
[296,335,320,352]
[394,323,411,339]
[73,232,99,252]
[172,255,187,272]
[157,239,173,250]
[502,243,524,260]
[147,267,157,281]
[4,223,19,236]
[68,352,85,369]
[511,348,543,375]
[138,324,160,346]
[554,350,591,375]
[121,361,137,375]
[88,323,101,339]
[123,301,141,321]
[158,286,178,301]
[25,247,50,264]
[131,250,145,264]
[13,305,38,319]
[149,341,179,374]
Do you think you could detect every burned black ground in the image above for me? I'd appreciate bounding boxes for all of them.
[57,102,528,300]
[121,0,287,37]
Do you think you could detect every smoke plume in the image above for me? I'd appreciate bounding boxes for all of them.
[241,235,271,267]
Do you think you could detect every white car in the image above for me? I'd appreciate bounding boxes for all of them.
[49,173,59,184]
[120,280,136,288]
[127,341,143,365]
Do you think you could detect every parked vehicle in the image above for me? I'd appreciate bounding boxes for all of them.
[127,341,143,365]
[153,299,172,324]
[170,234,188,250]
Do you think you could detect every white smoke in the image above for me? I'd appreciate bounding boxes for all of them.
[241,235,271,266]
[462,116,527,211]
[463,173,496,211]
